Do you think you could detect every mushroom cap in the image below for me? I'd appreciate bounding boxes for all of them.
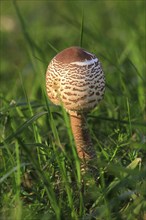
[46,46,105,114]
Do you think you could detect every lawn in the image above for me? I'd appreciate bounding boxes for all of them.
[0,1,146,220]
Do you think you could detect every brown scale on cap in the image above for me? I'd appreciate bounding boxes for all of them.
[46,46,105,163]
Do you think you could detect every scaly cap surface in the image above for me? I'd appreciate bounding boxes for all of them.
[46,46,105,114]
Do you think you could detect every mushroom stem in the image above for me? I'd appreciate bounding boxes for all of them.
[69,113,96,161]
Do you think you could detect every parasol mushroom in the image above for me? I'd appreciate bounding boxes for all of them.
[46,46,105,167]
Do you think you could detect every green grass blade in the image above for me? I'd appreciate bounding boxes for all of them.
[80,7,84,47]
[47,41,59,53]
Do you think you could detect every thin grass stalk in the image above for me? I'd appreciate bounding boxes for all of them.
[126,97,132,136]
[99,167,112,220]
[14,140,22,220]
[80,6,84,47]
[44,96,61,148]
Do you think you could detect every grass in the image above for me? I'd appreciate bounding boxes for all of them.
[0,1,146,220]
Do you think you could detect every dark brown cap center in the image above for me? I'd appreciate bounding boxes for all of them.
[55,46,95,64]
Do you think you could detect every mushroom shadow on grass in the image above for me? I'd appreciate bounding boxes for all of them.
[46,46,105,174]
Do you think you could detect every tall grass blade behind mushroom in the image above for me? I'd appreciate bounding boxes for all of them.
[79,6,84,48]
